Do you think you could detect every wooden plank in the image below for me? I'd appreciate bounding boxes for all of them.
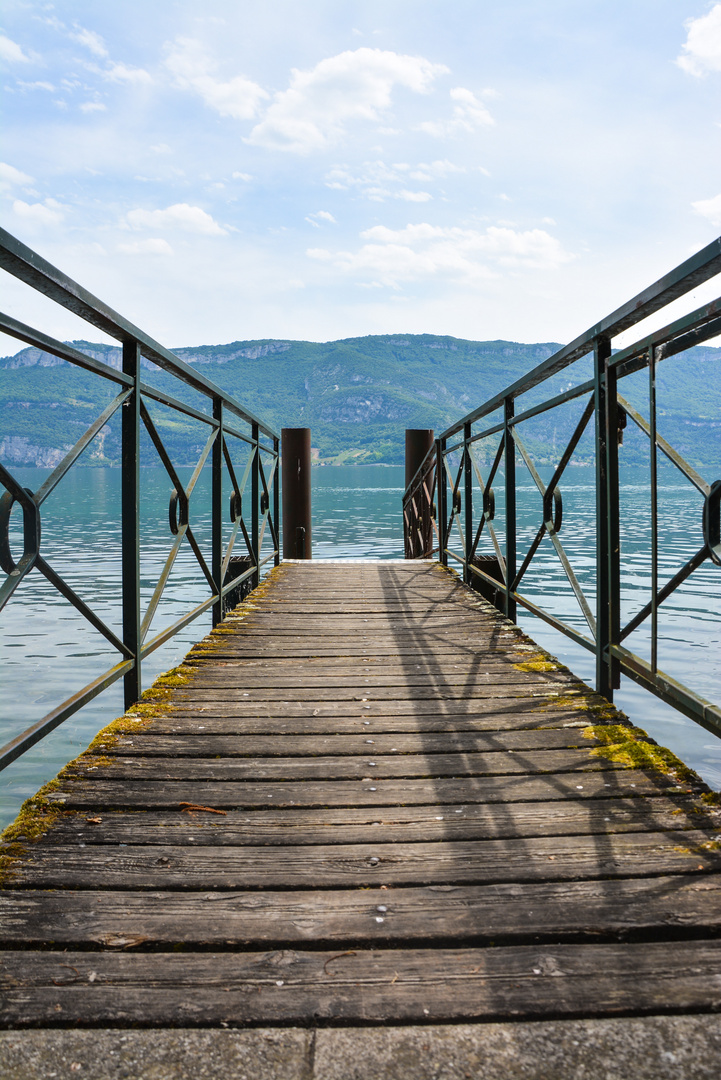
[163,697,586,719]
[107,729,599,757]
[48,770,681,808]
[176,673,577,690]
[5,831,719,890]
[42,797,713,847]
[3,876,721,947]
[156,699,587,725]
[142,712,581,735]
[68,748,619,781]
[172,685,578,702]
[2,941,721,1025]
[184,652,561,669]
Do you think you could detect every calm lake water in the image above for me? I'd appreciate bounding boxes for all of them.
[1,462,720,830]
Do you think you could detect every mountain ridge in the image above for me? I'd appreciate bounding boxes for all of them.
[1,334,719,469]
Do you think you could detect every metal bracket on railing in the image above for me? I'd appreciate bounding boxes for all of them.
[168,488,189,535]
[542,487,563,534]
[0,487,40,577]
[229,490,242,522]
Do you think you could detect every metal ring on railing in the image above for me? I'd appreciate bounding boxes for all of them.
[543,486,563,534]
[431,502,437,520]
[168,488,189,536]
[453,492,462,514]
[0,487,41,575]
[260,491,269,514]
[229,491,242,522]
[703,480,721,566]
[483,487,495,522]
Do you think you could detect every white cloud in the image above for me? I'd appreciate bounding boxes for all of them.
[305,210,337,226]
[409,159,465,181]
[418,86,494,137]
[165,37,267,120]
[12,198,65,227]
[70,26,108,58]
[118,238,174,256]
[324,159,448,201]
[0,34,30,64]
[247,48,448,153]
[18,80,55,92]
[151,143,172,154]
[398,189,432,202]
[104,61,153,85]
[677,5,721,76]
[308,222,572,288]
[232,171,252,181]
[80,101,107,113]
[126,202,228,235]
[0,162,34,191]
[692,192,721,225]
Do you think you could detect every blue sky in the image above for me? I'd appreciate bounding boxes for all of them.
[2,1,721,349]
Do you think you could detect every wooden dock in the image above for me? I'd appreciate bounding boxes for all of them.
[2,560,721,1030]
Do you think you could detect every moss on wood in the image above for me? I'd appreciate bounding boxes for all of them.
[583,722,701,784]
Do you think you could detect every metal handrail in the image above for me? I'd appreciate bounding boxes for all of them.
[403,237,721,737]
[0,230,280,771]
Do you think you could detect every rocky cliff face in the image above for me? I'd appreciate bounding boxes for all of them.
[0,435,71,467]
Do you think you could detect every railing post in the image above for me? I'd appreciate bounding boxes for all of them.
[594,335,614,698]
[605,348,622,692]
[212,397,223,626]
[437,436,447,567]
[121,340,141,709]
[464,421,472,584]
[649,346,658,672]
[274,436,281,566]
[252,422,259,586]
[504,397,517,622]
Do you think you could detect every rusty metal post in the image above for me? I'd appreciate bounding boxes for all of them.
[405,429,434,492]
[282,428,312,559]
[405,429,434,557]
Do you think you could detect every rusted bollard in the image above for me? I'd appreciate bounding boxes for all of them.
[404,428,435,558]
[281,427,312,559]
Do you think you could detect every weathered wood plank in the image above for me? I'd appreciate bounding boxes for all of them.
[68,748,619,781]
[183,652,561,669]
[172,685,579,702]
[5,831,719,889]
[142,712,582,735]
[47,770,682,808]
[2,941,721,1026]
[3,877,721,947]
[41,797,715,846]
[107,729,599,757]
[162,697,587,720]
[176,673,577,691]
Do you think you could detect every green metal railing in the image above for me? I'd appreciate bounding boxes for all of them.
[404,236,721,737]
[0,228,280,770]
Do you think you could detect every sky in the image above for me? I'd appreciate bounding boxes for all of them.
[1,0,721,351]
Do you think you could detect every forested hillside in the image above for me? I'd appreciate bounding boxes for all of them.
[1,334,719,469]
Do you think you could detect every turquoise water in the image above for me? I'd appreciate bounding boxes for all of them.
[1,462,720,830]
